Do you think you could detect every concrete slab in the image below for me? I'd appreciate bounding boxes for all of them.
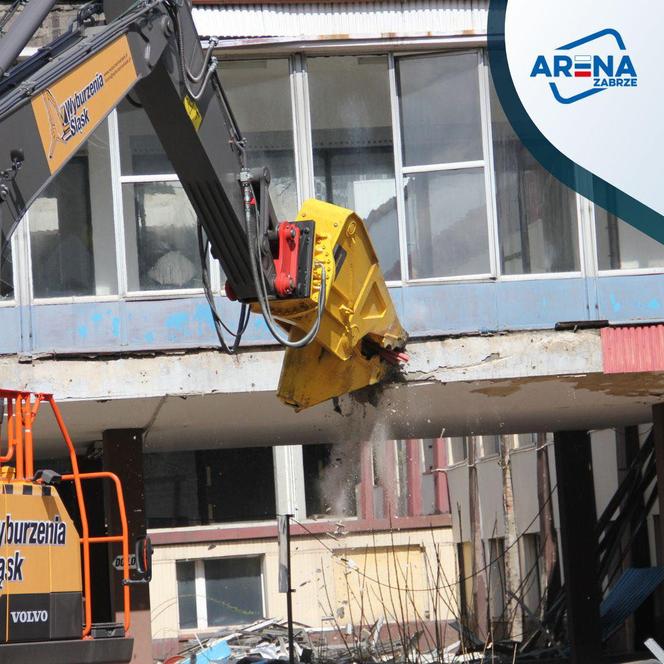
[11,329,662,456]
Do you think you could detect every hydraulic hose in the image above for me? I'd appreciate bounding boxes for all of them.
[243,174,326,349]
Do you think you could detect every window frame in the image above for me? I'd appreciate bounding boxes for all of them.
[23,39,661,309]
[176,554,266,633]
[0,230,20,306]
[26,117,123,303]
[117,174,210,299]
[589,201,664,277]
[483,57,586,282]
[392,49,497,284]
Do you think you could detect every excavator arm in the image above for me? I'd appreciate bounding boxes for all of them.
[0,0,407,409]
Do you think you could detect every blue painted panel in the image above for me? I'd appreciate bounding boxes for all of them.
[597,274,664,323]
[23,274,664,356]
[31,302,124,353]
[401,282,499,336]
[387,285,405,323]
[0,306,20,355]
[494,278,590,330]
[401,278,589,338]
[124,297,273,350]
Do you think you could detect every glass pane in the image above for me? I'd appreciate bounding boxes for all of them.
[595,206,664,270]
[448,437,468,464]
[196,447,276,524]
[117,100,173,175]
[516,433,537,448]
[308,56,401,281]
[219,59,297,221]
[490,81,579,274]
[176,561,197,629]
[0,241,13,300]
[422,473,436,515]
[30,121,118,297]
[144,452,201,528]
[398,52,483,167]
[488,538,505,619]
[303,443,359,518]
[123,181,202,291]
[481,435,500,457]
[204,557,263,626]
[404,168,490,278]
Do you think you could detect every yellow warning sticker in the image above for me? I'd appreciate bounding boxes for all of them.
[31,36,138,174]
[184,95,202,130]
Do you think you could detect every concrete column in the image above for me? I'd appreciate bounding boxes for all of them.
[272,445,307,521]
[554,430,601,664]
[103,429,151,664]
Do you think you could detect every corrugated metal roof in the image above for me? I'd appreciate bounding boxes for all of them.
[192,1,488,39]
[601,324,664,374]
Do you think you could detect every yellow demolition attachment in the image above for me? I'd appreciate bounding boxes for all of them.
[259,199,408,411]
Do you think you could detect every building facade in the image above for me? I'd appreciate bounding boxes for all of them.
[2,0,664,661]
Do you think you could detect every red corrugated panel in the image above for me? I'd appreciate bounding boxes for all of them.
[602,324,664,374]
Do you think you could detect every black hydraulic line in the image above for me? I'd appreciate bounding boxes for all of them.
[196,218,249,354]
[243,172,326,349]
[0,27,81,97]
[0,0,58,77]
[0,0,162,121]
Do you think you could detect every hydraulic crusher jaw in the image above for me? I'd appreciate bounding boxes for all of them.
[258,198,408,411]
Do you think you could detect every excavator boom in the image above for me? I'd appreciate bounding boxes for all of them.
[0,0,407,410]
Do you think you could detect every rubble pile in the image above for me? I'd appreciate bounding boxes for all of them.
[163,617,498,664]
[164,619,314,664]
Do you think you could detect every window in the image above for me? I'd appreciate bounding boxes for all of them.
[219,59,298,221]
[479,435,500,458]
[29,120,117,297]
[308,55,401,280]
[0,242,13,300]
[144,452,200,528]
[303,443,359,518]
[595,206,664,270]
[397,52,491,279]
[123,180,202,291]
[487,537,506,633]
[118,101,202,292]
[18,47,654,319]
[519,534,541,616]
[490,80,579,275]
[177,557,264,629]
[515,433,538,449]
[447,437,468,465]
[199,447,276,523]
[144,448,276,527]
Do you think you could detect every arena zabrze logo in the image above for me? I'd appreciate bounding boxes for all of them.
[529,28,637,104]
